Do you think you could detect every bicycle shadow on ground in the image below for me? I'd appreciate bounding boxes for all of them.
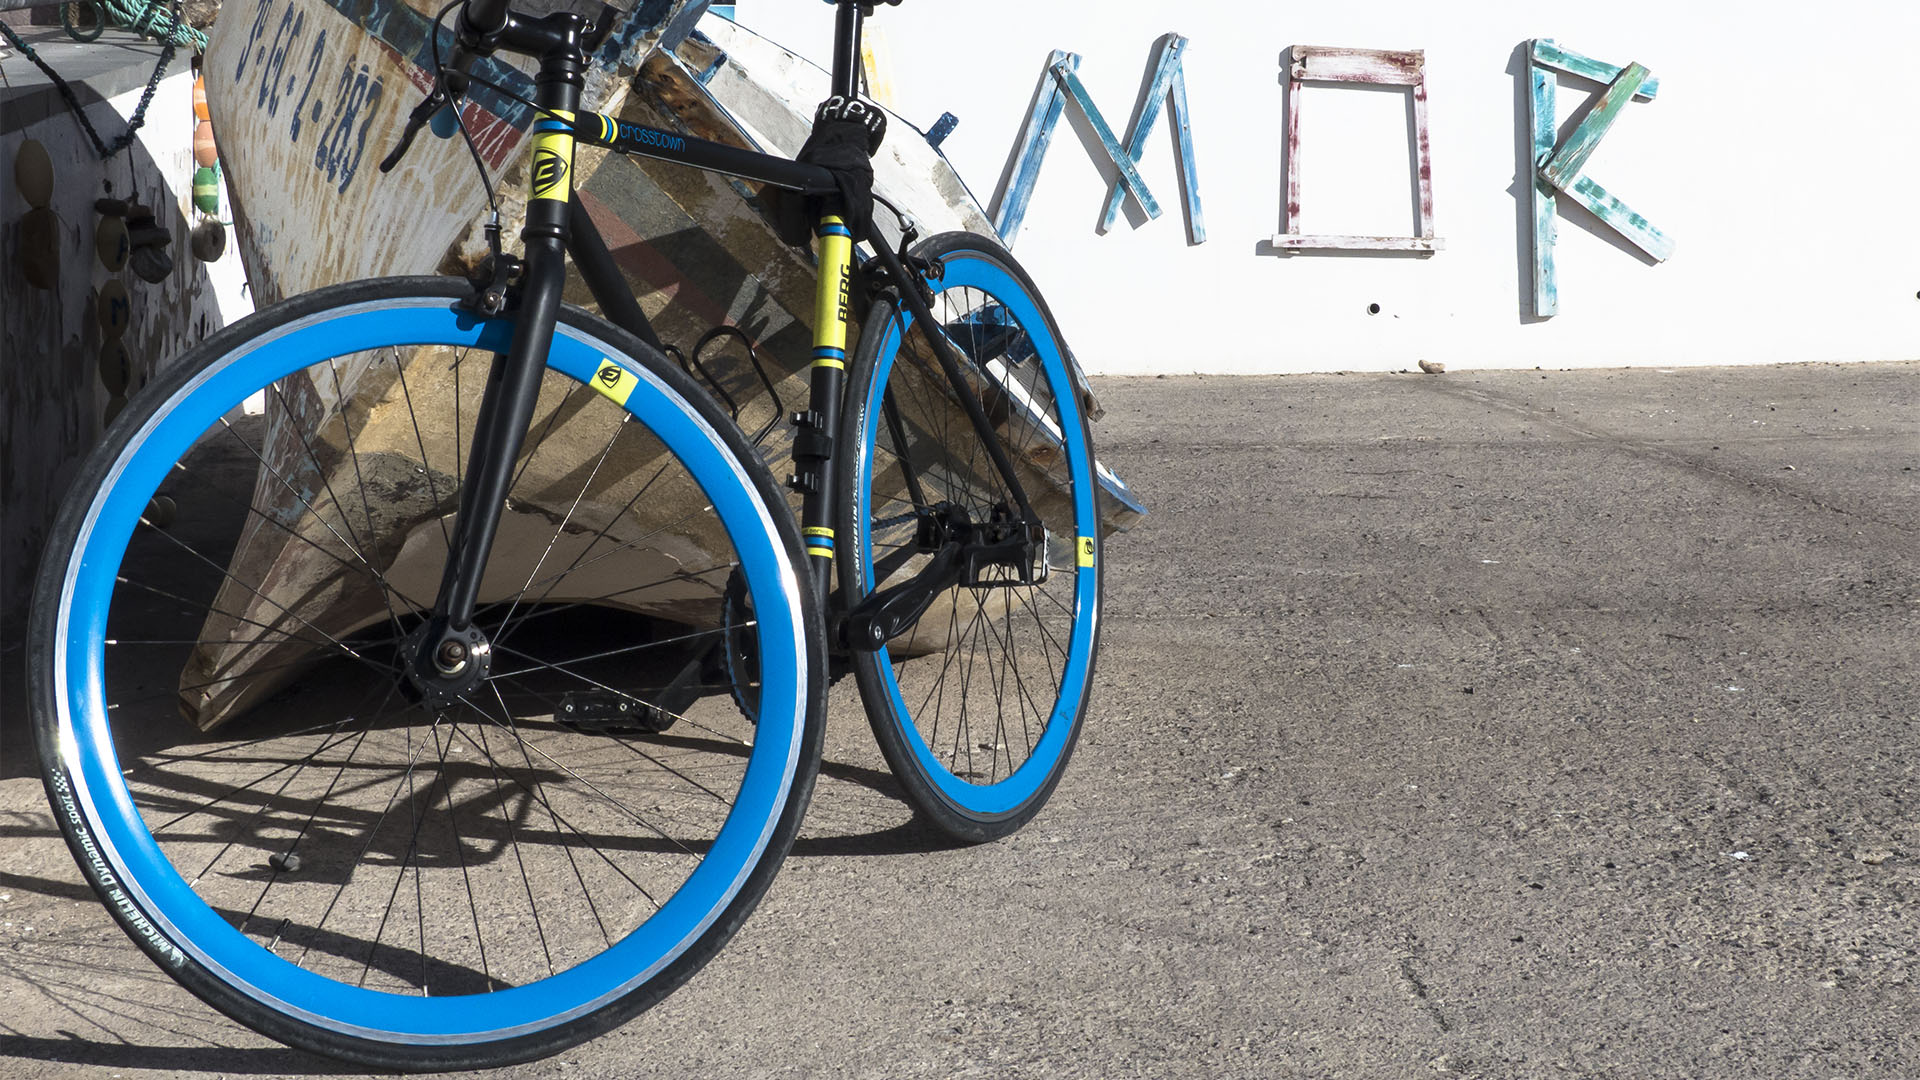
[0,758,966,1078]
[788,753,975,857]
[0,1034,353,1076]
[789,812,971,857]
[0,745,967,907]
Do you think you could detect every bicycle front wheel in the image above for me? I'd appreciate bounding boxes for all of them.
[29,278,824,1068]
[837,232,1103,842]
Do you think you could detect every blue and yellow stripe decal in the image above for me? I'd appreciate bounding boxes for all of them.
[812,215,853,370]
[803,526,835,559]
[530,110,576,202]
[583,111,618,146]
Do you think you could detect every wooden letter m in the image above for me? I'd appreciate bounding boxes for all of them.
[992,34,1206,248]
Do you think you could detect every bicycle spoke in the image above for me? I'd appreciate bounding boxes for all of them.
[971,588,1012,780]
[979,588,1047,763]
[469,717,557,972]
[388,347,456,556]
[487,510,735,642]
[106,653,397,718]
[295,705,443,975]
[211,412,422,636]
[480,683,654,928]
[146,718,374,836]
[122,525,382,666]
[461,693,707,861]
[54,281,817,1057]
[487,641,748,749]
[237,709,387,937]
[489,411,634,643]
[430,720,496,992]
[489,621,746,679]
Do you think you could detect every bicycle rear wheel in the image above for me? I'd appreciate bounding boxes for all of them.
[836,232,1102,842]
[29,277,823,1068]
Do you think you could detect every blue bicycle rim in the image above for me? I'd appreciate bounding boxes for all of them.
[855,249,1099,815]
[50,296,810,1044]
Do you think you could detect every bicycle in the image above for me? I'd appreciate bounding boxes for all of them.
[28,0,1106,1068]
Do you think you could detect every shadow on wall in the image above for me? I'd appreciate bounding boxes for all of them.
[1504,41,1664,325]
[2,35,245,759]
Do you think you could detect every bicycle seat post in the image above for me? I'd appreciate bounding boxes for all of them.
[829,0,866,99]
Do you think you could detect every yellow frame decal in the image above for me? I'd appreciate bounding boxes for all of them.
[530,110,576,203]
[812,215,853,369]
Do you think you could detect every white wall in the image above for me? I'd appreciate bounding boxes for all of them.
[733,0,1920,374]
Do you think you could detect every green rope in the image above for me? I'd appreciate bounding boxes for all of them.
[100,0,209,50]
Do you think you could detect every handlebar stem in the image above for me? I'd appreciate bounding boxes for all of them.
[458,0,511,42]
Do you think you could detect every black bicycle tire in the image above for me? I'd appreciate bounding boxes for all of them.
[29,276,827,1070]
[835,232,1102,843]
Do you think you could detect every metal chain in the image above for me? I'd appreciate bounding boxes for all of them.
[0,8,182,161]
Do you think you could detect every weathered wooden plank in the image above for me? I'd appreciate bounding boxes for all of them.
[1539,61,1650,190]
[1279,44,1438,253]
[1563,174,1676,261]
[1528,43,1559,316]
[208,0,715,302]
[1523,38,1673,310]
[992,49,1075,243]
[925,111,959,148]
[689,17,996,247]
[1096,34,1184,232]
[1530,38,1659,100]
[1053,60,1162,221]
[1284,54,1304,233]
[995,41,1205,247]
[1167,60,1206,245]
[1270,234,1444,252]
[1291,45,1425,86]
[1411,77,1435,239]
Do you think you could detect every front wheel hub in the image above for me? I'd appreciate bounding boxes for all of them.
[403,623,493,710]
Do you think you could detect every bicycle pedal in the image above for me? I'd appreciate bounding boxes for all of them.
[558,690,674,735]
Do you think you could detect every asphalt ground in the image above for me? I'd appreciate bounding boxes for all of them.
[1,361,1915,1078]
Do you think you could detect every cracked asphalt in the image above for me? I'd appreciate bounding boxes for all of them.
[2,361,1915,1078]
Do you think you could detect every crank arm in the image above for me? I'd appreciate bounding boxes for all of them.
[844,539,966,651]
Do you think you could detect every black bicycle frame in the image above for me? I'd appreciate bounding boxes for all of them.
[415,0,1037,678]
